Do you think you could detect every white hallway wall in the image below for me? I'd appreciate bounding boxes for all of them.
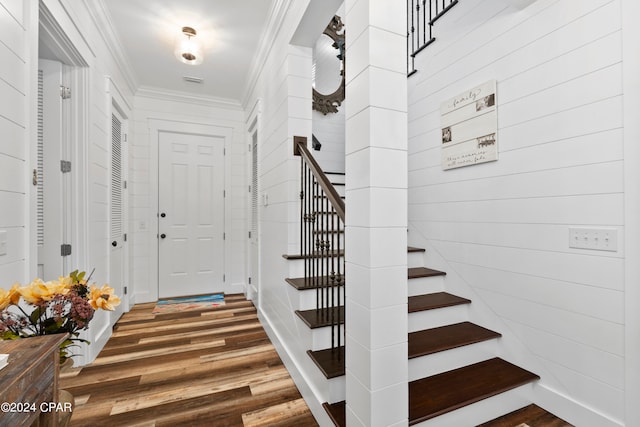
[242,0,344,423]
[244,0,311,377]
[408,0,631,425]
[0,0,31,284]
[0,0,136,364]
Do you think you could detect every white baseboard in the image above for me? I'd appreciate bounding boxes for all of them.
[257,308,335,427]
[536,384,623,427]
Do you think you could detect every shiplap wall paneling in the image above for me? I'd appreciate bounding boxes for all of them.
[408,0,624,424]
[0,0,27,282]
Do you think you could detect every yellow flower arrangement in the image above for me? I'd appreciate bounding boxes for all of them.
[89,284,122,311]
[0,270,120,363]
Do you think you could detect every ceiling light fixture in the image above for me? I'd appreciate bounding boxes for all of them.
[176,26,203,65]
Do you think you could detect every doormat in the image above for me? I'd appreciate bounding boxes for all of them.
[152,293,225,314]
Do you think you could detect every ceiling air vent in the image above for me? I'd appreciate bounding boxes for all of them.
[183,76,204,84]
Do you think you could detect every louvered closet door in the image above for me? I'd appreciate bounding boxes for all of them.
[37,60,65,280]
[158,132,225,298]
[110,111,125,320]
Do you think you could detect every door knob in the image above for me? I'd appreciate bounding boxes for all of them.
[160,234,166,239]
[160,212,166,218]
[112,241,117,247]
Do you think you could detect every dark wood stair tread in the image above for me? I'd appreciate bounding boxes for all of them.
[409,292,471,313]
[308,347,345,379]
[409,322,501,358]
[409,267,446,279]
[296,306,344,328]
[321,402,565,427]
[409,358,539,425]
[323,401,346,427]
[477,403,574,427]
[286,276,345,290]
[282,250,343,260]
[284,248,420,260]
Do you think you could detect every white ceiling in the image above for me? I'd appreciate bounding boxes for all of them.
[100,0,275,103]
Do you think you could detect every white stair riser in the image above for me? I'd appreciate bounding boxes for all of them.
[408,339,499,381]
[325,173,346,185]
[408,251,425,268]
[296,288,344,311]
[287,258,345,279]
[412,383,535,427]
[295,347,346,403]
[308,324,345,351]
[408,304,469,332]
[408,276,445,296]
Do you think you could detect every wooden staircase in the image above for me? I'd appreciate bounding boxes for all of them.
[289,138,540,425]
[286,244,540,426]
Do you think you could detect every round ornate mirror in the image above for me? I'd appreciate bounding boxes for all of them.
[312,16,345,115]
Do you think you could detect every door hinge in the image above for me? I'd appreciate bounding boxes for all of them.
[124,134,128,142]
[223,232,226,240]
[123,180,127,189]
[60,160,71,173]
[223,148,226,155]
[124,233,127,242]
[124,286,128,295]
[60,244,72,256]
[248,185,251,193]
[248,277,252,285]
[223,274,226,282]
[60,86,71,99]
[223,190,226,198]
[248,231,252,239]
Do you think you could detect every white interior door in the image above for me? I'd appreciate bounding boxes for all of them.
[110,110,126,319]
[37,59,70,280]
[158,132,225,298]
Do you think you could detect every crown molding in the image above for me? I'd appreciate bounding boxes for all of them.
[240,0,294,108]
[136,86,243,110]
[83,0,138,97]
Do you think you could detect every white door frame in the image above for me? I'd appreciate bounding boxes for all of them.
[149,119,231,302]
[31,1,92,364]
[32,3,90,280]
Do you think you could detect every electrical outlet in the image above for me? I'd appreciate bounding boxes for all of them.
[0,230,6,256]
[569,227,618,252]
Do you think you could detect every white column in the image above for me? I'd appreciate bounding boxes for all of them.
[344,0,408,426]
[622,0,640,425]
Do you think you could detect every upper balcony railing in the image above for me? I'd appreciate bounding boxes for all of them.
[407,0,458,76]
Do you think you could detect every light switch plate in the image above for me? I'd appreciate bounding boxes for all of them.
[569,227,618,252]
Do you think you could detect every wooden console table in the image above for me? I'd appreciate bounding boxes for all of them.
[0,334,68,427]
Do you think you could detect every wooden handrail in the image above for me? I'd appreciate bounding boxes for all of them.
[295,137,345,222]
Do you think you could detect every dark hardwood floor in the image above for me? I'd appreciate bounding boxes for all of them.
[60,294,319,427]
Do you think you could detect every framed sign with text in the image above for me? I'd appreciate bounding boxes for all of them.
[440,80,497,170]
